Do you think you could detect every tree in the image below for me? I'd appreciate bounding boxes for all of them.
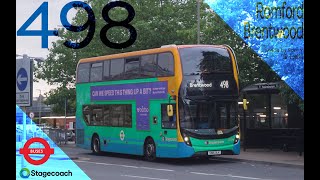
[35,0,301,113]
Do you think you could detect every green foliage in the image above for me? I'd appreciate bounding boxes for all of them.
[43,87,76,115]
[35,0,298,114]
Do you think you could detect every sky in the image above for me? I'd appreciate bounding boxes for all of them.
[16,0,78,98]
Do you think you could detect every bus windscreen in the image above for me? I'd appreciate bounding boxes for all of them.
[179,47,232,75]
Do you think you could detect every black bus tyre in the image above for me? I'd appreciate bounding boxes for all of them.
[92,135,101,154]
[144,138,156,161]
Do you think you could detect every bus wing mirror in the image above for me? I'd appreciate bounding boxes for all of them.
[167,105,173,117]
[243,99,248,110]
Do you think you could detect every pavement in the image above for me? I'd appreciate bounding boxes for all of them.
[58,142,304,169]
[218,148,304,168]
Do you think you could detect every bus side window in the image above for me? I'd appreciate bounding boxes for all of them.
[110,58,124,80]
[112,105,123,126]
[77,63,90,83]
[90,62,103,82]
[83,105,91,125]
[124,57,140,79]
[124,105,132,127]
[92,106,103,125]
[161,104,176,129]
[157,53,174,77]
[103,60,111,80]
[141,54,157,78]
[103,105,112,126]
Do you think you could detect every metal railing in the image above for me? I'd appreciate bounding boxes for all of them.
[241,116,289,129]
[16,127,75,146]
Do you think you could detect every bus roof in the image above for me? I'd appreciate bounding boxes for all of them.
[78,44,228,64]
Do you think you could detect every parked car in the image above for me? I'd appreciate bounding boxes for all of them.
[67,129,75,141]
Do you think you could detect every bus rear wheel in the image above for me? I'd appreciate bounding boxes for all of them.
[92,135,101,154]
[144,138,156,161]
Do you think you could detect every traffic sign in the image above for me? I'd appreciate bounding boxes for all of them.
[29,112,34,119]
[17,68,28,91]
[16,55,33,107]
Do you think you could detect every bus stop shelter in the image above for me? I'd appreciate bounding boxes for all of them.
[239,82,303,155]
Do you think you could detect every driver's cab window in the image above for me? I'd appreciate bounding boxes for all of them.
[198,103,209,128]
[161,104,176,129]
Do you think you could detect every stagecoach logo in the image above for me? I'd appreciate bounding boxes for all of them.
[189,82,213,88]
[120,130,125,141]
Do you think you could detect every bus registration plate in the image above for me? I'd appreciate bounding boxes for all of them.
[208,151,221,155]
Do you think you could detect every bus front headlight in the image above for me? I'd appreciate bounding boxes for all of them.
[234,133,240,144]
[184,137,189,142]
[183,134,192,146]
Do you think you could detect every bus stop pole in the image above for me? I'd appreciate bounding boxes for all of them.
[21,107,27,168]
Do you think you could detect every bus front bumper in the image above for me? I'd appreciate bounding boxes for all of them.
[177,140,240,158]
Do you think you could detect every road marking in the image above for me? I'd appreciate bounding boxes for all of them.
[75,160,139,168]
[74,160,174,172]
[140,166,174,172]
[78,157,90,161]
[121,175,169,180]
[190,172,273,180]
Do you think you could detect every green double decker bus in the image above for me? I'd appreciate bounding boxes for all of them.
[76,44,240,160]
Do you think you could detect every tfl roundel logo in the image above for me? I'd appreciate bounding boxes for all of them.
[19,137,54,165]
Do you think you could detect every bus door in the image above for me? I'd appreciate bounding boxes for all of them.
[157,103,178,157]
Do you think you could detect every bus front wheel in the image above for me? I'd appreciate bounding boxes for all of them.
[144,138,156,161]
[92,135,101,154]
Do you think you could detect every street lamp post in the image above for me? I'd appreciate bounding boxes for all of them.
[37,89,42,124]
[197,0,200,44]
[65,97,67,129]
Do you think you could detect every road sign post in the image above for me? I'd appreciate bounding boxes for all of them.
[21,107,27,168]
[16,54,33,107]
[16,55,33,169]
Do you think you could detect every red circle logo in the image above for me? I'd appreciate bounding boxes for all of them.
[19,137,54,165]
